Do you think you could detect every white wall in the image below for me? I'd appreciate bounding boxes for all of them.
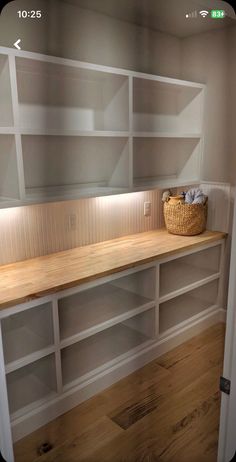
[181,27,230,183]
[228,27,236,185]
[0,0,181,77]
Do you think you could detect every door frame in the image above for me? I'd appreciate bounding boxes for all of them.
[218,194,236,462]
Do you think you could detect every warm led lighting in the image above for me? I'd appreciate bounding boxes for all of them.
[0,206,23,220]
[94,191,146,206]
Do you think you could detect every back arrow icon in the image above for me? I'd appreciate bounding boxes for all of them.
[14,39,21,50]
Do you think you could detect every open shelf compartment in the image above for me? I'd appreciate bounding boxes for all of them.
[22,135,130,199]
[16,57,129,132]
[159,279,219,336]
[133,137,201,188]
[2,302,54,366]
[133,77,203,134]
[61,308,156,388]
[0,54,13,127]
[59,267,156,343]
[160,245,221,301]
[0,135,20,202]
[7,354,57,418]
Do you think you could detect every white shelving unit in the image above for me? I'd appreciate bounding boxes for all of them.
[0,46,205,207]
[0,239,225,460]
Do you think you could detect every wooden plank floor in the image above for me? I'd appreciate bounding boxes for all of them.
[14,323,225,462]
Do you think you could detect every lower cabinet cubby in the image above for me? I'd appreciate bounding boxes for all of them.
[1,303,54,364]
[7,354,57,418]
[61,308,156,388]
[159,279,219,335]
[1,303,54,365]
[160,245,221,300]
[59,267,156,343]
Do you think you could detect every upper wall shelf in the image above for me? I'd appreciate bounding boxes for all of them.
[0,54,14,127]
[15,57,129,133]
[0,46,205,208]
[133,77,204,135]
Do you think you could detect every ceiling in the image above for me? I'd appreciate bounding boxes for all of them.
[62,0,236,37]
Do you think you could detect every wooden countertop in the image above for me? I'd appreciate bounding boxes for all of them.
[0,229,226,310]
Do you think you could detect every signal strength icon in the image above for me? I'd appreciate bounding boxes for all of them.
[186,10,197,18]
[199,10,209,17]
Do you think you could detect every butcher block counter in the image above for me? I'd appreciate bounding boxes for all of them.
[0,228,226,310]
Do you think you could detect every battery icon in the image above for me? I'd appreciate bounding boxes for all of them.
[211,10,225,18]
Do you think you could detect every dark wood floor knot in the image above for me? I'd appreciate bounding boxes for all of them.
[37,442,53,456]
[172,392,219,434]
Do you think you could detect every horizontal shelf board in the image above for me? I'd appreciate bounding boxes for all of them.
[159,273,220,304]
[3,324,54,366]
[59,283,154,345]
[16,56,129,83]
[1,47,132,78]
[61,323,151,387]
[5,346,56,374]
[25,185,130,201]
[159,294,217,335]
[133,177,200,189]
[20,129,130,137]
[133,132,202,138]
[0,197,21,208]
[160,262,220,301]
[18,130,201,139]
[0,196,21,203]
[0,46,205,89]
[0,127,15,134]
[133,75,205,90]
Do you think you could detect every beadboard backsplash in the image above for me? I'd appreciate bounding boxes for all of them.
[0,183,230,266]
[0,190,160,265]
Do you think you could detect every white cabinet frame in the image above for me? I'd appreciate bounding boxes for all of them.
[0,239,224,461]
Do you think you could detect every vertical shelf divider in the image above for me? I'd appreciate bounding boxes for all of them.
[8,54,26,201]
[217,241,226,310]
[129,76,133,189]
[155,263,160,338]
[52,298,63,394]
[0,321,14,462]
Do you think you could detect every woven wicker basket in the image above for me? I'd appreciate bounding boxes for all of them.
[164,200,208,236]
